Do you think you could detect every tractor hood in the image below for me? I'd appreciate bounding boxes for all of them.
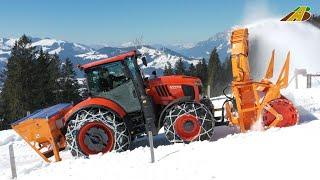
[146,75,202,105]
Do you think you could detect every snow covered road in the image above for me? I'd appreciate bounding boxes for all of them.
[1,88,320,180]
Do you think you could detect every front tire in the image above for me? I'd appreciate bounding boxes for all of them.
[163,101,215,143]
[65,107,130,157]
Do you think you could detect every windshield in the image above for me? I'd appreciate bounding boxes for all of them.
[85,61,129,93]
[126,56,145,80]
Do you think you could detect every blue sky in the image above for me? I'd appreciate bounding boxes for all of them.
[0,0,319,45]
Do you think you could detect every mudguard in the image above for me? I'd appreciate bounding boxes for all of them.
[63,97,126,124]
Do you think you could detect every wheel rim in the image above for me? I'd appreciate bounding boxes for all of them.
[263,98,299,127]
[77,122,114,155]
[174,114,201,141]
[66,107,130,157]
[164,102,214,143]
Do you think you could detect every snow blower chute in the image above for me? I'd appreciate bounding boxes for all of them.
[225,28,299,132]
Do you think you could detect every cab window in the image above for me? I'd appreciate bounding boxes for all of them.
[126,56,145,81]
[86,61,129,93]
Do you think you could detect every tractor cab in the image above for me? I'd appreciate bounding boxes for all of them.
[80,51,146,114]
[80,50,158,137]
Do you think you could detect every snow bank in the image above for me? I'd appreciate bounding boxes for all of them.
[0,88,319,180]
[0,130,21,146]
[1,120,319,180]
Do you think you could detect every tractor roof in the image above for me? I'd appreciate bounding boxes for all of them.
[80,50,137,70]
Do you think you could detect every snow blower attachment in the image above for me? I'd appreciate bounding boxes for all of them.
[225,28,299,132]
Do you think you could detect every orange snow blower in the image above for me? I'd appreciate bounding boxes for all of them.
[225,28,299,132]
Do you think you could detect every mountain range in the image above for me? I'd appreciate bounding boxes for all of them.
[0,31,229,76]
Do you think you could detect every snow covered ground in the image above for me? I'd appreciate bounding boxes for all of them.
[0,88,320,180]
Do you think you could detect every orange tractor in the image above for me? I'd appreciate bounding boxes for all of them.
[11,28,299,162]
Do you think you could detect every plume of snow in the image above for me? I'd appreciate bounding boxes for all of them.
[250,115,264,131]
[234,1,320,88]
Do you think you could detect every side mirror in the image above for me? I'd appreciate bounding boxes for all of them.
[141,56,148,67]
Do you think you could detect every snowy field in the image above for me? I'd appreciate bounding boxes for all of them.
[1,88,320,180]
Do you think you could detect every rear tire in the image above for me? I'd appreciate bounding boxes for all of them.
[65,107,130,157]
[163,101,215,143]
[200,97,215,115]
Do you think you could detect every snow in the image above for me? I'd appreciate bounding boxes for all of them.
[48,47,63,55]
[76,78,86,85]
[0,57,8,62]
[73,43,88,51]
[0,88,320,180]
[121,42,135,47]
[75,51,109,60]
[170,42,196,49]
[4,38,18,48]
[0,50,10,55]
[240,19,320,76]
[31,39,63,47]
[138,46,199,69]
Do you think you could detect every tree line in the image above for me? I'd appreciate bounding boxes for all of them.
[309,14,320,29]
[0,35,81,130]
[163,48,233,97]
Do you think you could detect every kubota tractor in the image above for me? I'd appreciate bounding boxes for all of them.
[12,50,218,162]
[64,51,217,157]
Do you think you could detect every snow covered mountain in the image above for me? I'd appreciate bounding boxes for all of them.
[167,31,229,61]
[95,45,199,74]
[0,38,17,68]
[0,37,201,76]
[0,37,102,69]
[0,30,232,77]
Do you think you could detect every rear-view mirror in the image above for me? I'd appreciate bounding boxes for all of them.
[141,56,147,67]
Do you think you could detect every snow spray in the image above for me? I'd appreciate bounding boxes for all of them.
[241,19,320,86]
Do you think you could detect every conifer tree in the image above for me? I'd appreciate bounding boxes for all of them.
[1,35,37,121]
[207,48,223,96]
[34,49,52,107]
[195,58,208,87]
[309,14,320,28]
[57,58,81,103]
[47,54,62,104]
[163,62,174,75]
[187,63,197,77]
[0,35,81,128]
[221,56,233,94]
[223,56,233,83]
[174,58,186,75]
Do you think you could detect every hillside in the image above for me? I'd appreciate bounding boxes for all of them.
[0,87,319,180]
